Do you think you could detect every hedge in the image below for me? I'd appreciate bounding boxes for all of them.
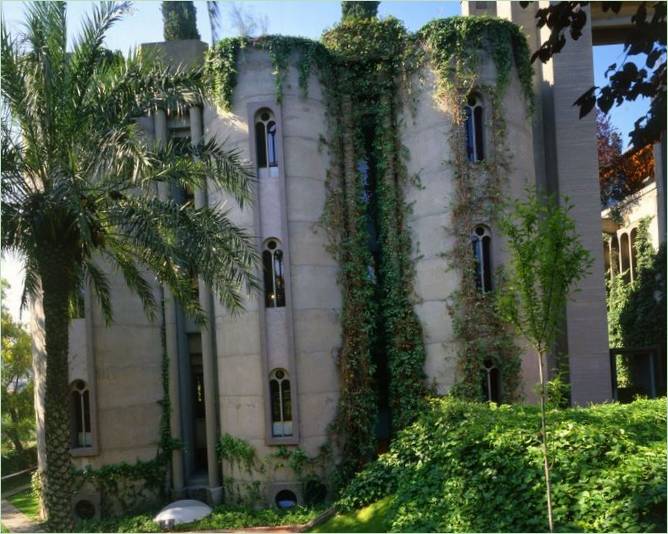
[338,397,666,532]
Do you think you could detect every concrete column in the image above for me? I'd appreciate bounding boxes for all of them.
[538,3,612,404]
[190,105,222,504]
[155,109,185,497]
[495,2,612,404]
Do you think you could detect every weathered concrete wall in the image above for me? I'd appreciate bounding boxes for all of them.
[86,267,164,467]
[206,48,338,497]
[400,53,537,398]
[31,271,164,475]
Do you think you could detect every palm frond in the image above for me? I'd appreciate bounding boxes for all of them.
[69,1,131,108]
[192,138,255,207]
[102,243,158,320]
[20,255,39,313]
[106,196,258,314]
[83,260,112,323]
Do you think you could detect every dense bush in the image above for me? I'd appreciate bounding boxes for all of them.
[338,397,666,532]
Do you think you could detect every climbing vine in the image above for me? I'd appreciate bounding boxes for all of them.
[203,14,535,483]
[607,218,666,349]
[205,36,329,111]
[216,435,331,506]
[320,16,428,483]
[417,17,532,401]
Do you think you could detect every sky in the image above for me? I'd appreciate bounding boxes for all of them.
[0,1,651,323]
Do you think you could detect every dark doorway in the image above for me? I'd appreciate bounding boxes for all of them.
[188,334,208,475]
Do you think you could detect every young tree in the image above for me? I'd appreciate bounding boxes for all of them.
[161,0,200,41]
[1,280,35,456]
[2,2,257,530]
[497,191,592,532]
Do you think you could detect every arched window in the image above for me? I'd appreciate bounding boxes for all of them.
[464,94,484,162]
[269,369,292,437]
[255,109,278,169]
[603,239,612,278]
[630,227,638,281]
[481,359,501,403]
[610,235,620,277]
[471,225,492,292]
[71,380,92,448]
[620,232,631,282]
[263,238,286,308]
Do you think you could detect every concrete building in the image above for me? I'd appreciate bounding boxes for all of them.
[30,1,664,516]
[602,145,662,279]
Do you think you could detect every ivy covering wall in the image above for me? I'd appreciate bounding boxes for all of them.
[204,14,534,482]
[417,17,532,402]
[607,218,666,350]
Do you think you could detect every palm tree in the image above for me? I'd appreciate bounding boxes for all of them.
[1,2,257,530]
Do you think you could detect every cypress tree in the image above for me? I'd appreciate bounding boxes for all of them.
[341,1,380,21]
[162,1,200,41]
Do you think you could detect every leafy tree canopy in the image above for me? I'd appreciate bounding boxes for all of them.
[1,280,34,456]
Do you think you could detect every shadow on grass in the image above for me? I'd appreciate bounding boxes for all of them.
[311,497,393,533]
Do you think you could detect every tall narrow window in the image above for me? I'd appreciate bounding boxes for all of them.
[464,94,484,162]
[620,232,631,282]
[255,110,278,169]
[263,238,286,308]
[471,225,492,292]
[269,369,292,437]
[71,380,92,448]
[610,235,620,277]
[630,227,638,281]
[481,359,501,403]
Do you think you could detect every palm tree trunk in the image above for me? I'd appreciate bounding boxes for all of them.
[38,248,75,532]
[537,349,554,533]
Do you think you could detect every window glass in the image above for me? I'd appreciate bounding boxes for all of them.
[270,369,292,437]
[481,359,500,403]
[267,121,278,167]
[71,381,92,448]
[255,122,267,168]
[464,95,484,162]
[255,109,278,169]
[472,225,492,292]
[264,239,286,308]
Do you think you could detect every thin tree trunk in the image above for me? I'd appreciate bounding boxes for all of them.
[9,409,26,454]
[537,349,554,533]
[38,248,75,532]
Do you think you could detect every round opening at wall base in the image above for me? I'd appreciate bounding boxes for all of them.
[275,489,298,509]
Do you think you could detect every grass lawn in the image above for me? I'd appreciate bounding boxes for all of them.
[7,489,40,521]
[311,497,393,533]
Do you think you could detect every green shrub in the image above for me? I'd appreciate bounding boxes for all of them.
[338,397,666,532]
[74,504,321,533]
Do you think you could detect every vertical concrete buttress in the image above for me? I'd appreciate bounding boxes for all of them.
[154,108,186,496]
[190,105,223,503]
[494,1,612,404]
